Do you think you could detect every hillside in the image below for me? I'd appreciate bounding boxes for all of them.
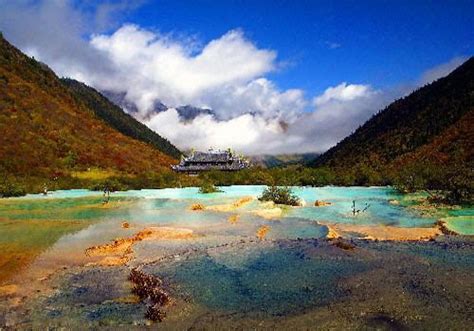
[61,78,181,159]
[312,57,473,193]
[249,153,320,168]
[102,89,215,121]
[0,34,178,191]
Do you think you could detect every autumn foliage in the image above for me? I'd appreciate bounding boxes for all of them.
[0,34,179,191]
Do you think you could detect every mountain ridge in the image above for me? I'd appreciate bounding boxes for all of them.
[313,57,473,168]
[0,34,178,189]
[100,90,215,121]
[61,79,181,159]
[311,57,473,199]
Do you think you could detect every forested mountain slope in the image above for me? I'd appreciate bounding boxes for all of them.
[311,57,473,201]
[313,57,473,169]
[0,34,177,188]
[61,78,181,159]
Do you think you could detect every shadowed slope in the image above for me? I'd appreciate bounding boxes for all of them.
[61,78,181,159]
[313,57,474,169]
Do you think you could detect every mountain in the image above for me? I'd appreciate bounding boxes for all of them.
[312,57,473,193]
[175,105,214,121]
[249,153,320,168]
[101,90,215,121]
[61,79,181,159]
[0,34,178,188]
[100,90,168,119]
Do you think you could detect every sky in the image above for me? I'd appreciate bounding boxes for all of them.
[0,0,473,155]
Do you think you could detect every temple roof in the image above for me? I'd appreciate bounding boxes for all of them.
[187,151,231,163]
[172,149,249,172]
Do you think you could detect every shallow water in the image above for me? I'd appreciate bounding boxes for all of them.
[0,186,473,329]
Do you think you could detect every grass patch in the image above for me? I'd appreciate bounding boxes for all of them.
[71,168,120,180]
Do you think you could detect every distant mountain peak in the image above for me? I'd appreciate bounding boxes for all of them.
[99,91,216,122]
[175,105,214,121]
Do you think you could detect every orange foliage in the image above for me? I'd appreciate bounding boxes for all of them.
[0,36,177,180]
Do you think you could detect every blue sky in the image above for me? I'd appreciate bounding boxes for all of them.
[121,0,474,94]
[1,0,472,154]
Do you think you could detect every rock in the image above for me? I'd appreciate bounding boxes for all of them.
[129,268,170,323]
[228,214,240,224]
[332,239,356,251]
[388,199,400,205]
[145,304,166,322]
[256,225,270,240]
[121,221,130,228]
[190,203,205,211]
[314,200,332,207]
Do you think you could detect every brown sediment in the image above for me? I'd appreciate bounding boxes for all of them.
[129,268,170,322]
[228,214,240,224]
[251,201,284,220]
[318,222,441,241]
[104,294,141,304]
[408,198,460,217]
[314,200,332,207]
[253,208,283,219]
[190,203,205,211]
[435,220,459,236]
[0,284,17,296]
[206,196,254,212]
[331,238,356,251]
[256,225,270,240]
[232,196,253,207]
[0,218,91,284]
[325,224,341,239]
[85,227,194,266]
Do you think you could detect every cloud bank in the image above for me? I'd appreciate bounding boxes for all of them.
[0,0,464,155]
[146,82,387,154]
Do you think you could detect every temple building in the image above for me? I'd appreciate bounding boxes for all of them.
[172,149,250,173]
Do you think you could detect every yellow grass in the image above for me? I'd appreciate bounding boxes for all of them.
[71,168,119,180]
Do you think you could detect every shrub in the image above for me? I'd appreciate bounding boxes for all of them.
[258,185,300,206]
[0,180,26,198]
[89,178,127,192]
[198,181,222,194]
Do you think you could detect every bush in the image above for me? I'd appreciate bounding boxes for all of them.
[0,180,26,197]
[258,185,300,206]
[198,181,222,194]
[89,178,127,192]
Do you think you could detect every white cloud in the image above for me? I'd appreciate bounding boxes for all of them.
[418,56,468,85]
[146,83,385,155]
[85,25,279,114]
[147,109,292,154]
[325,41,341,49]
[202,78,306,121]
[293,83,387,152]
[313,83,373,106]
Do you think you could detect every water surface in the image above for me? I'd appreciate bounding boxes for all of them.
[0,186,473,329]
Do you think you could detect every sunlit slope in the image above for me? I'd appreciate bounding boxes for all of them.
[0,34,177,180]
